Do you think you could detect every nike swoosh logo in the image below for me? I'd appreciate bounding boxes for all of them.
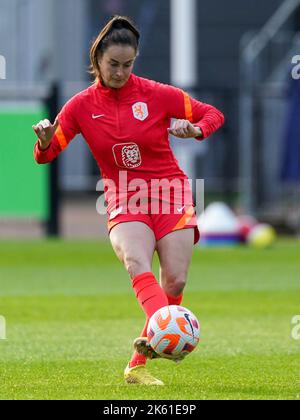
[109,206,124,221]
[177,206,186,213]
[92,114,105,119]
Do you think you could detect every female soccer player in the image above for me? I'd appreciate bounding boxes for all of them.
[33,16,224,385]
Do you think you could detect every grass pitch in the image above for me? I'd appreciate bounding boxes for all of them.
[0,239,299,400]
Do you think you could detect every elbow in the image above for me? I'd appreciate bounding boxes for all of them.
[198,108,225,140]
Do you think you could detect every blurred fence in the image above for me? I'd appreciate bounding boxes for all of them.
[240,0,300,231]
[171,87,236,206]
[0,83,60,236]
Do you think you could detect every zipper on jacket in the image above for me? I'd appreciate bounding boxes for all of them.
[115,90,121,136]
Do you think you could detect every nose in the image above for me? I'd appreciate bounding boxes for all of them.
[115,69,123,78]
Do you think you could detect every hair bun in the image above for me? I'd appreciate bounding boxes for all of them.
[110,16,140,43]
[111,17,127,29]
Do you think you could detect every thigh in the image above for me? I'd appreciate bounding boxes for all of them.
[109,221,156,274]
[151,204,200,245]
[156,228,194,285]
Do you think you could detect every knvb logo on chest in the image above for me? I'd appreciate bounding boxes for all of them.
[113,143,142,169]
[132,102,148,121]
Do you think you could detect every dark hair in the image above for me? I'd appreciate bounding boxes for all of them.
[89,15,140,83]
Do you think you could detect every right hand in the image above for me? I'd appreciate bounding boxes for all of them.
[32,118,59,149]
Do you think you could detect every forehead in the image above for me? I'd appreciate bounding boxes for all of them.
[103,45,136,63]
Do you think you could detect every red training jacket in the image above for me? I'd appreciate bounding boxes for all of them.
[34,73,225,213]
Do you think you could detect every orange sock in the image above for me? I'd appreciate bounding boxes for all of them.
[130,272,168,369]
[129,319,149,368]
[132,272,168,318]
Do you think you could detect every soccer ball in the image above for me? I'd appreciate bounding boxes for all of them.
[247,223,276,249]
[147,305,200,360]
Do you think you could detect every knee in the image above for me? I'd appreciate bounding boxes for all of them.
[163,272,187,297]
[124,255,151,279]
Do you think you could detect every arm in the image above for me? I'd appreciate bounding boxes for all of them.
[33,96,81,164]
[159,84,225,140]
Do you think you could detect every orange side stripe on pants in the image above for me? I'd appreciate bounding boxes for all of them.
[108,220,119,231]
[173,206,194,231]
[55,125,68,151]
[183,91,193,122]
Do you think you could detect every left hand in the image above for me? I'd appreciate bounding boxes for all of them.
[168,119,202,139]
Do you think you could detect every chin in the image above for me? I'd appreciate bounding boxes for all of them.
[111,80,126,88]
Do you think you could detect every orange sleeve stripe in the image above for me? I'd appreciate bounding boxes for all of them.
[55,125,68,151]
[183,91,193,122]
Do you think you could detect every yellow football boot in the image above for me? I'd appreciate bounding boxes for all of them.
[124,364,164,385]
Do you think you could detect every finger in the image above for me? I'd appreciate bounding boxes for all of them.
[178,130,187,137]
[36,122,44,131]
[183,121,190,132]
[41,120,50,129]
[168,126,186,137]
[34,130,45,140]
[174,121,182,130]
[175,122,187,136]
[171,119,183,129]
[175,120,187,132]
[53,117,59,129]
[180,120,189,131]
[37,124,46,137]
[170,126,179,134]
[170,130,184,138]
[32,125,39,135]
[180,121,191,136]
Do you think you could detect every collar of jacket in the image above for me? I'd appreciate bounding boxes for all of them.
[96,73,136,99]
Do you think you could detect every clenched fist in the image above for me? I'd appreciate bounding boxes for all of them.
[32,118,59,150]
[168,119,202,139]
